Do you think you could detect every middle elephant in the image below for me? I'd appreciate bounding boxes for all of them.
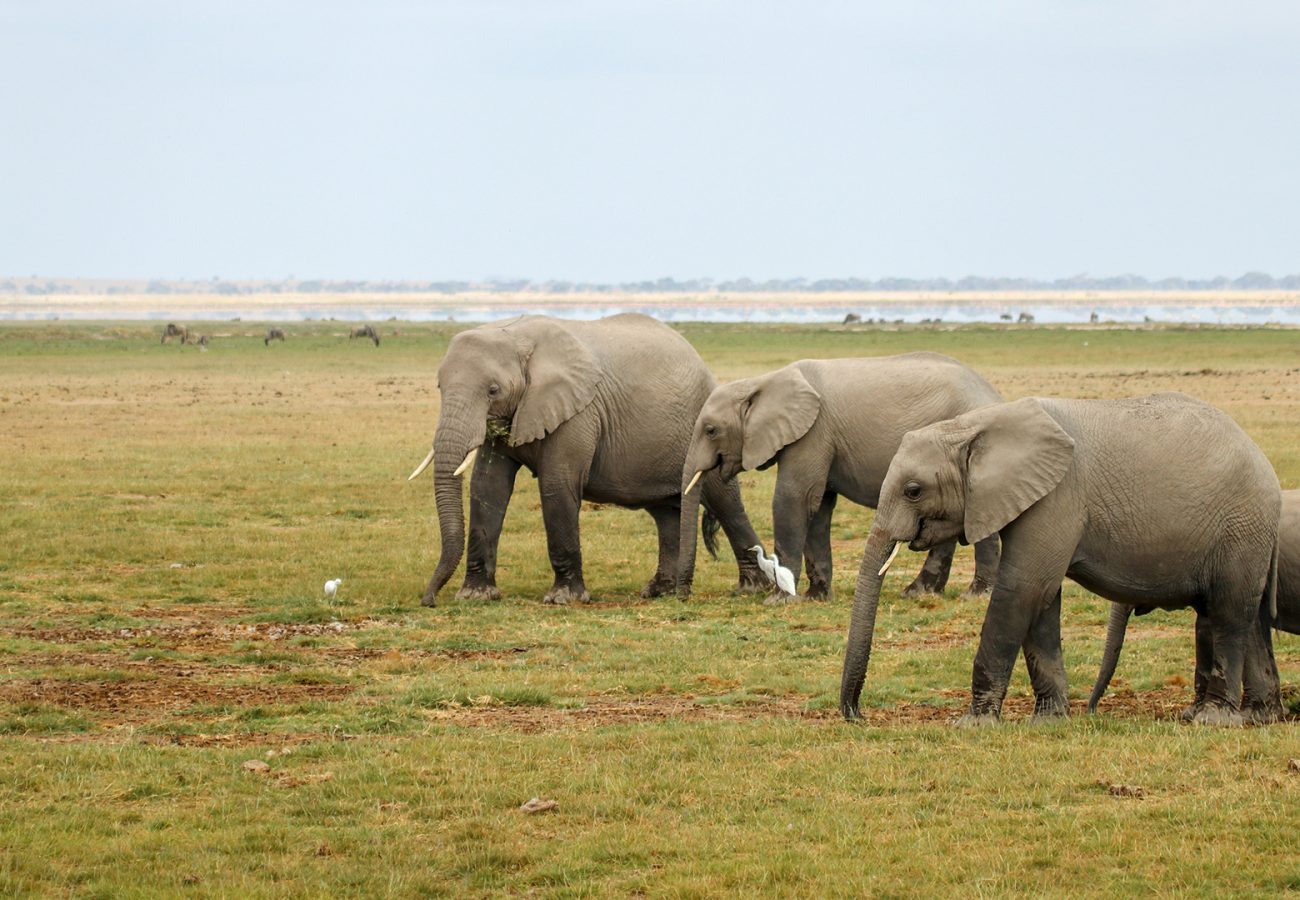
[677,353,1003,599]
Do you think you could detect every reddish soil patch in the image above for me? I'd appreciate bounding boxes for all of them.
[0,658,353,724]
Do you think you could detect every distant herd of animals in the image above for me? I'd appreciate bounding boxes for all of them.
[401,312,1293,728]
[159,323,377,348]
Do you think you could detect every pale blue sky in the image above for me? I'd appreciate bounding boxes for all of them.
[2,1,1297,281]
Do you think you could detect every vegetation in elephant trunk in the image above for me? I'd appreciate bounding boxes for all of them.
[421,396,488,607]
[839,524,896,719]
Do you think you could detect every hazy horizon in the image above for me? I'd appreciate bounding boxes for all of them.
[3,2,1298,282]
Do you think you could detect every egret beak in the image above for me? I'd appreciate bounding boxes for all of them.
[877,541,901,577]
[407,446,436,481]
[452,447,478,477]
[683,470,703,495]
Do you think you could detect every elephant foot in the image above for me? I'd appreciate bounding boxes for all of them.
[804,584,832,602]
[419,592,438,608]
[762,590,801,606]
[640,575,676,599]
[734,569,770,594]
[1032,698,1070,721]
[455,584,502,602]
[901,574,947,598]
[543,584,590,606]
[962,577,992,598]
[1242,699,1283,726]
[1190,703,1244,727]
[953,711,1001,728]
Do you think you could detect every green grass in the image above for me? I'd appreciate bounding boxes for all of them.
[1,320,1298,896]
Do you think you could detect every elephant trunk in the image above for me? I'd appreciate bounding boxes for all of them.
[1088,603,1133,713]
[839,524,895,720]
[676,468,705,598]
[421,396,487,607]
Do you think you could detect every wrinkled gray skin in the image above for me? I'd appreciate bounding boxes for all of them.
[161,323,189,344]
[349,325,380,346]
[678,354,1002,601]
[418,313,765,607]
[1090,489,1298,720]
[265,328,286,345]
[840,393,1281,727]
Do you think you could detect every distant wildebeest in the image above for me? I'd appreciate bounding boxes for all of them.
[349,325,380,346]
[196,334,210,348]
[265,328,286,346]
[1089,311,1100,323]
[161,323,189,344]
[842,313,861,324]
[1017,311,1035,323]
[999,313,1013,321]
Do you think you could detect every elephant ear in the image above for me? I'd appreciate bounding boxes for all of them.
[741,367,822,470]
[509,319,603,446]
[959,398,1075,544]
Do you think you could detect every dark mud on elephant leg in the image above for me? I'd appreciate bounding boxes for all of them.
[1022,589,1069,719]
[802,492,838,600]
[458,445,519,602]
[1180,612,1215,721]
[902,541,955,597]
[642,503,682,598]
[1242,602,1283,724]
[538,476,590,605]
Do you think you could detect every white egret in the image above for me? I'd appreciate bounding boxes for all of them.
[324,578,342,599]
[749,545,796,595]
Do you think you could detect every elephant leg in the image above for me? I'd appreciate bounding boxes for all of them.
[458,447,519,601]
[802,491,838,600]
[958,534,1071,725]
[700,473,766,593]
[770,476,821,603]
[641,502,681,598]
[1022,588,1069,719]
[902,540,955,597]
[537,472,590,605]
[1242,602,1282,724]
[1194,599,1250,727]
[966,536,1001,596]
[1180,611,1215,721]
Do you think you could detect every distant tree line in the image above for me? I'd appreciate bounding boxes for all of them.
[3,273,1300,294]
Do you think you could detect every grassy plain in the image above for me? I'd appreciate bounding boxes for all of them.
[1,320,1298,896]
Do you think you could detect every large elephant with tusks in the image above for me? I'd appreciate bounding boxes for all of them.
[409,314,766,606]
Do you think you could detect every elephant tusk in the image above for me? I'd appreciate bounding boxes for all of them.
[407,446,436,481]
[877,541,901,577]
[683,470,703,495]
[452,447,479,477]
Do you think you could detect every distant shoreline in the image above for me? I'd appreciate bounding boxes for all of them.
[4,290,1300,325]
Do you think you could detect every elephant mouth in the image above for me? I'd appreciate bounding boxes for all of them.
[906,518,929,551]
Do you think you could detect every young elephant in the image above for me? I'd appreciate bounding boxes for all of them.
[839,393,1282,726]
[1089,489,1298,720]
[409,313,765,607]
[677,353,1002,600]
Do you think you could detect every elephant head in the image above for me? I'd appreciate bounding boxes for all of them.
[410,317,602,606]
[839,398,1075,719]
[677,366,820,593]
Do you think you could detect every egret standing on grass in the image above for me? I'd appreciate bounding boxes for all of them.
[749,545,796,595]
[324,578,342,600]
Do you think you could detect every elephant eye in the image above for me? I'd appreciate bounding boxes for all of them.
[903,481,923,501]
[487,383,500,396]
[704,424,717,437]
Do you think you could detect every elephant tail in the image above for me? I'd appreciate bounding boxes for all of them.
[701,506,721,560]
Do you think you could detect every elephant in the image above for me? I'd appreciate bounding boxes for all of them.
[265,328,286,345]
[1089,489,1298,718]
[839,392,1282,727]
[1017,312,1035,324]
[161,323,189,344]
[409,313,766,607]
[350,325,380,346]
[677,353,1003,601]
